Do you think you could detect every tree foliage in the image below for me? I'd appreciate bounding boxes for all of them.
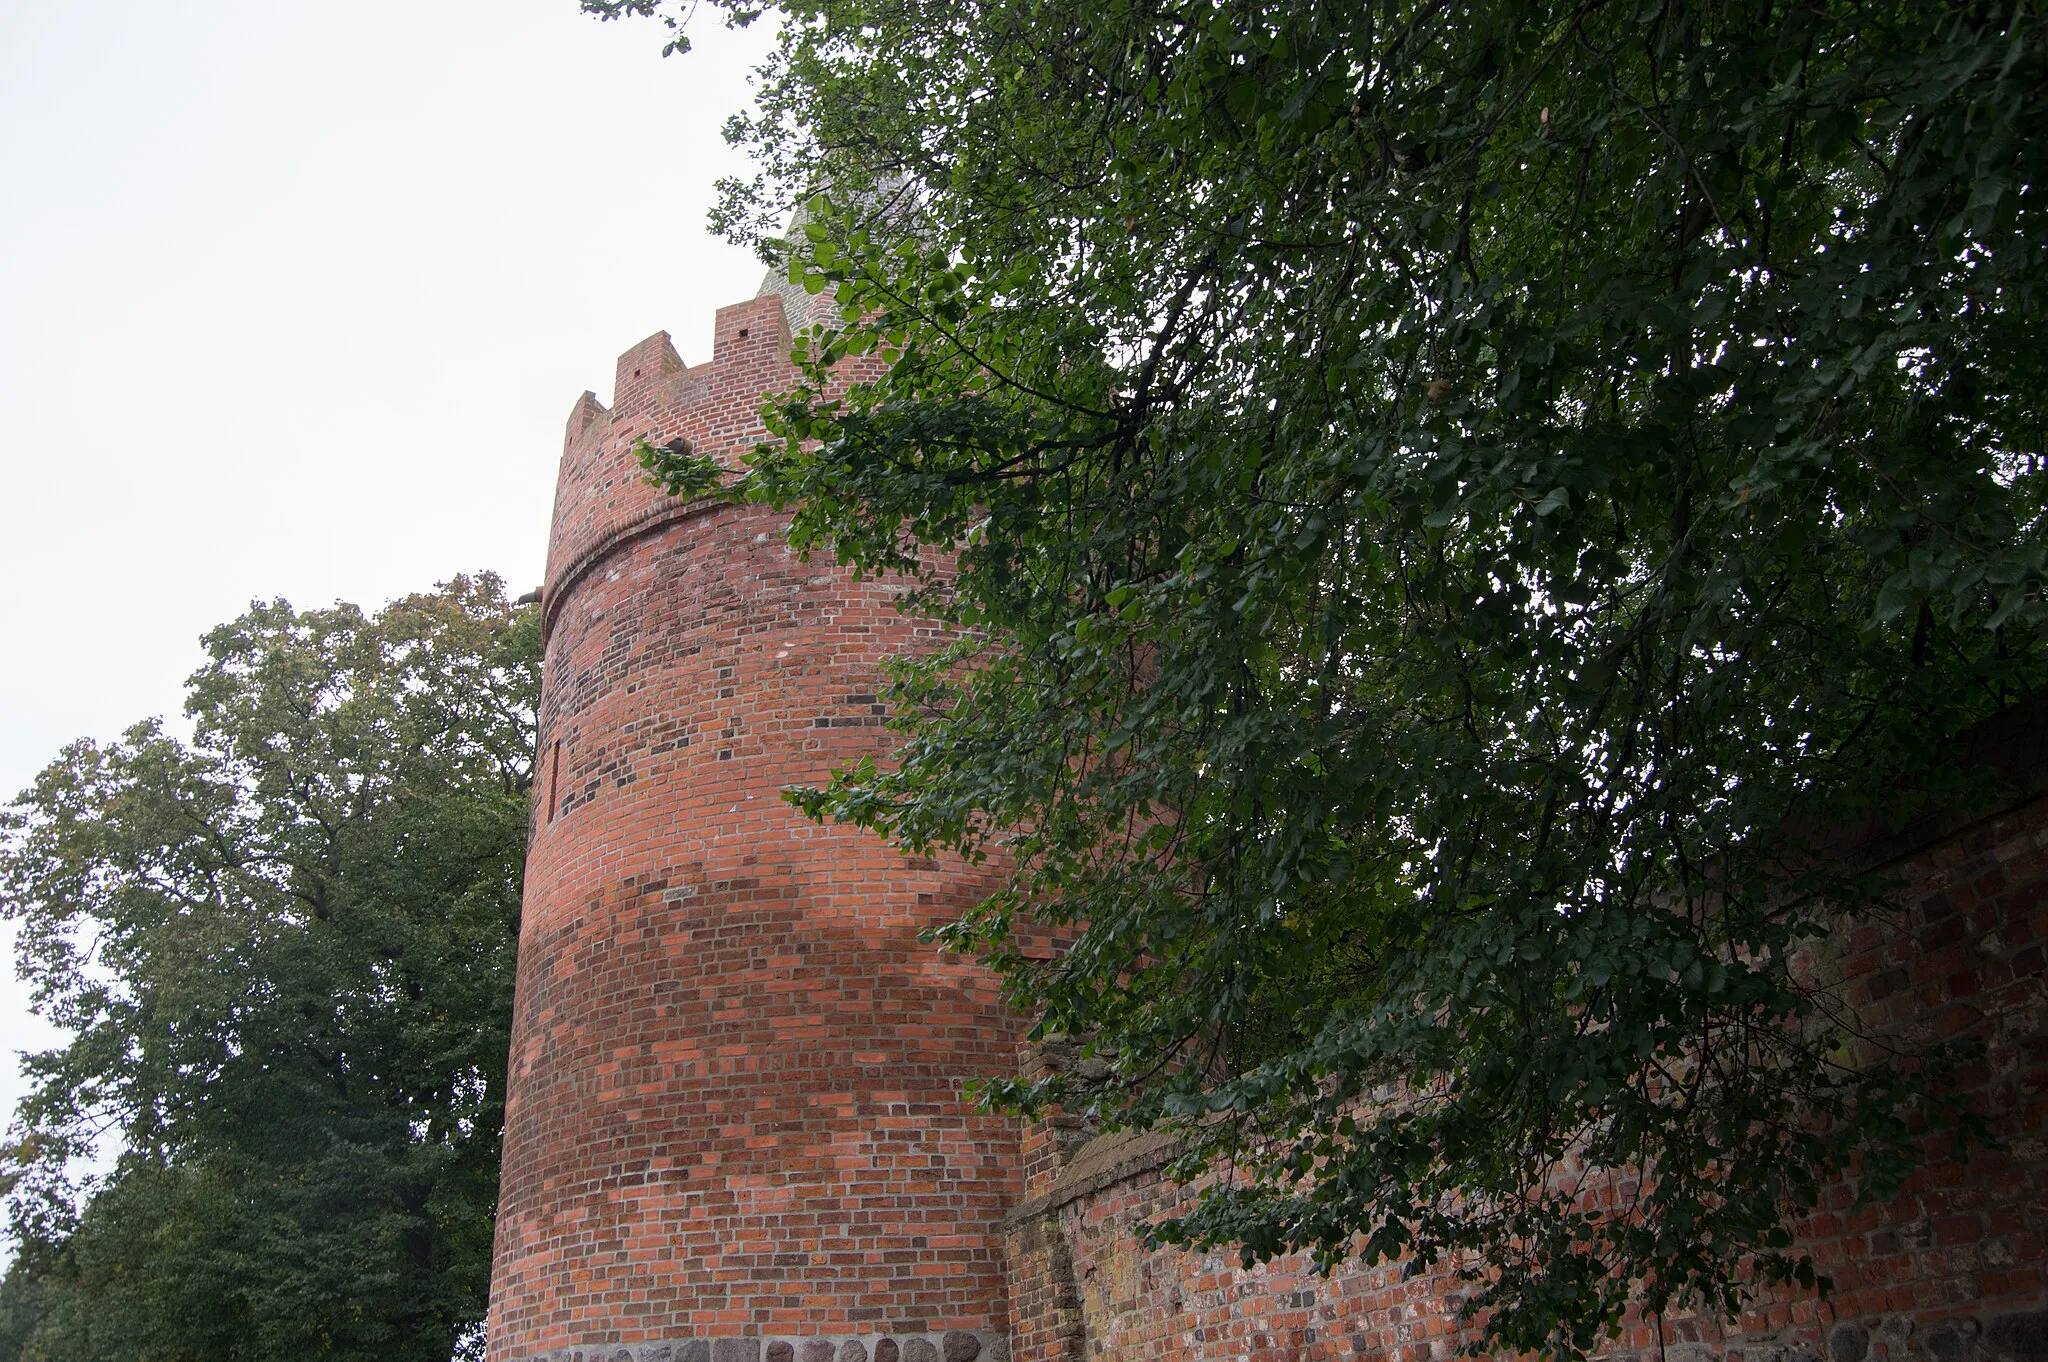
[639,0,2047,1349]
[622,0,2048,1347]
[0,575,537,1362]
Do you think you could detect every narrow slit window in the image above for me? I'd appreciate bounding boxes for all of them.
[548,739,562,824]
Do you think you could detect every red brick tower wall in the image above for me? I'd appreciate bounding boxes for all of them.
[488,291,1021,1362]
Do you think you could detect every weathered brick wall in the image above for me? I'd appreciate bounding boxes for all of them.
[1004,762,2048,1362]
[487,291,1023,1362]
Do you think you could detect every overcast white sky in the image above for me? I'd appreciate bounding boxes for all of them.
[0,0,775,1160]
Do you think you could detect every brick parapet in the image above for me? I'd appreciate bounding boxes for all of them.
[543,295,804,630]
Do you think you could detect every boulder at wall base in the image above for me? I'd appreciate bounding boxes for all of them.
[1987,1313,2048,1362]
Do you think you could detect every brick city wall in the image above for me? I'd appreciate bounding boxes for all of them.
[1002,703,2048,1362]
[487,288,1023,1362]
[494,281,2044,1362]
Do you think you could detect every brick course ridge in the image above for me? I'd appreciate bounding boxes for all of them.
[999,1129,1177,1229]
[536,490,723,645]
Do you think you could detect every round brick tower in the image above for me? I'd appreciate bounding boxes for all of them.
[487,286,1021,1362]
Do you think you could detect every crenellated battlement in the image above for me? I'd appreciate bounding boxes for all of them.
[610,330,686,418]
[541,292,828,643]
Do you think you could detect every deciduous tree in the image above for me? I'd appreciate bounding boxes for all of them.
[0,575,537,1362]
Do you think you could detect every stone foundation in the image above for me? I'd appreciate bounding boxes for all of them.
[509,1332,1010,1362]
